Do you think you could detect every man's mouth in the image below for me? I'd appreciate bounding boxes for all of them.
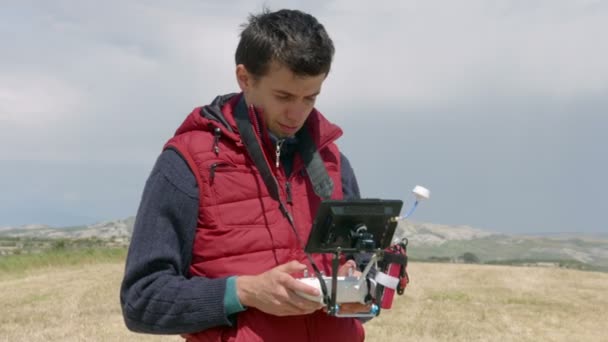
[278,123,299,133]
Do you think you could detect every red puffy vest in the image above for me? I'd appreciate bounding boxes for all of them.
[164,94,365,342]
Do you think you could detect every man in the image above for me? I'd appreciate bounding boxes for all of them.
[121,8,367,341]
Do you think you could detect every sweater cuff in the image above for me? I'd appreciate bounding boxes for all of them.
[224,276,246,317]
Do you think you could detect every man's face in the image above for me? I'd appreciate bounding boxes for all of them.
[237,61,326,138]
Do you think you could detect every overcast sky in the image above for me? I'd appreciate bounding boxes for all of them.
[1,0,606,234]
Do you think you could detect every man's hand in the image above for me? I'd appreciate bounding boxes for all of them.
[236,261,324,316]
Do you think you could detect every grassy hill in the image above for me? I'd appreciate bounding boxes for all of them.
[2,217,607,271]
[395,222,608,271]
[1,252,606,341]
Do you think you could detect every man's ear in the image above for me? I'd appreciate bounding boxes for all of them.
[236,64,251,91]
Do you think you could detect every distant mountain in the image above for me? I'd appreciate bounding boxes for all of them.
[2,217,607,270]
[0,217,135,240]
[393,221,498,245]
[0,224,52,232]
[396,221,608,269]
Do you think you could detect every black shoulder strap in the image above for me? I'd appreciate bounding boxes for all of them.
[234,100,281,202]
[297,128,334,200]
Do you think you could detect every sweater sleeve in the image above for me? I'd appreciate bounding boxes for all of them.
[340,152,361,200]
[120,149,237,334]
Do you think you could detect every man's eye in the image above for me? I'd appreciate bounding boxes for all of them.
[276,95,291,101]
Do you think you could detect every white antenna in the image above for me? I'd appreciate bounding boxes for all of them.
[393,185,430,221]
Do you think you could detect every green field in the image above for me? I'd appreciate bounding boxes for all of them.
[0,243,127,279]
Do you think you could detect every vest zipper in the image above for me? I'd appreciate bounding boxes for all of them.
[209,162,229,183]
[275,139,285,169]
[286,181,292,204]
[213,127,221,156]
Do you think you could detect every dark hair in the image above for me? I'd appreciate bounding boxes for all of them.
[235,9,335,78]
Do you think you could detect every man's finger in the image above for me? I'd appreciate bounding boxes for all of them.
[337,260,357,276]
[284,276,321,297]
[286,289,324,311]
[272,291,320,316]
[275,260,307,274]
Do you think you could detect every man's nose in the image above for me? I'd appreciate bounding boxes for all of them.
[285,102,310,121]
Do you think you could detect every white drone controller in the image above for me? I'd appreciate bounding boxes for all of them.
[296,185,430,316]
[296,274,373,304]
[296,250,378,304]
[296,253,397,306]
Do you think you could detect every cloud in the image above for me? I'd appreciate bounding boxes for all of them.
[316,0,608,115]
[0,74,83,124]
[2,0,606,161]
[1,1,606,232]
[0,2,240,161]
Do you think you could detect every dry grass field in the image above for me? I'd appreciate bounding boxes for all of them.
[1,261,607,341]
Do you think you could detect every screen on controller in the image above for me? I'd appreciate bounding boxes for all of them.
[305,199,403,254]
